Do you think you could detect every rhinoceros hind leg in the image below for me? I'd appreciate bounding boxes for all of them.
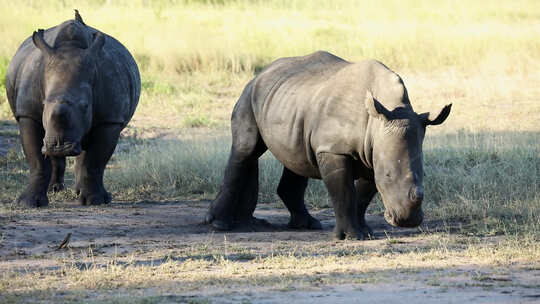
[207,90,267,230]
[277,167,322,230]
[207,142,267,230]
[75,124,122,206]
[16,118,51,208]
[48,156,66,193]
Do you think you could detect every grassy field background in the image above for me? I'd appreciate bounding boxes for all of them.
[1,0,539,128]
[0,0,539,302]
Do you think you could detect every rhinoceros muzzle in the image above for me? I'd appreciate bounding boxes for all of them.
[42,136,82,157]
[384,207,424,228]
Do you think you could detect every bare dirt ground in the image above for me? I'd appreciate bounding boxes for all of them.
[1,200,420,266]
[1,121,539,303]
[1,200,539,303]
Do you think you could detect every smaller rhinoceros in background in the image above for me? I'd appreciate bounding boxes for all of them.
[206,51,451,240]
[5,10,140,207]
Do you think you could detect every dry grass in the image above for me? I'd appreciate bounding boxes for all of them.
[1,0,540,128]
[1,235,538,297]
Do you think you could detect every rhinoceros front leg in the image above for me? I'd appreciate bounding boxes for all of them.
[318,153,363,240]
[355,178,377,239]
[74,124,122,205]
[277,167,322,230]
[48,156,66,192]
[16,117,52,207]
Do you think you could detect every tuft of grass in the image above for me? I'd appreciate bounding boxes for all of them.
[0,56,11,119]
[0,148,26,204]
[422,131,539,236]
[107,135,329,207]
[183,114,213,128]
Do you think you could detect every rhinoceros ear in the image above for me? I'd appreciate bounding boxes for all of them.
[74,9,86,26]
[87,32,105,56]
[32,29,55,58]
[419,104,452,126]
[365,91,392,121]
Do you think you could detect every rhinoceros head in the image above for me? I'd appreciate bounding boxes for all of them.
[32,28,104,157]
[365,93,451,228]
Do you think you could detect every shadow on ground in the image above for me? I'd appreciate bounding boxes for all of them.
[0,199,448,268]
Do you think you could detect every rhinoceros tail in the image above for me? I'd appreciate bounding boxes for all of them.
[74,9,86,26]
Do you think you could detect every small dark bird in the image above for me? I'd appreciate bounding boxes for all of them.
[74,9,86,26]
[56,232,72,250]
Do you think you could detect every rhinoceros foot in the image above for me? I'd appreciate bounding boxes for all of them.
[16,189,49,208]
[288,214,322,230]
[78,189,111,206]
[243,216,271,227]
[334,225,370,241]
[204,212,231,231]
[48,182,65,193]
[209,219,233,231]
[359,223,374,240]
[206,213,271,231]
[233,216,272,231]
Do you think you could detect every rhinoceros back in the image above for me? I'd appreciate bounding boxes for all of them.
[6,20,140,127]
[248,51,353,176]
[245,51,409,178]
[90,28,140,126]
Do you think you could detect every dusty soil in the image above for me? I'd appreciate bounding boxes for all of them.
[0,200,410,267]
[1,200,539,303]
[1,120,538,303]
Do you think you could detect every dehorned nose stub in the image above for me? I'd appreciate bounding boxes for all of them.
[51,103,70,123]
[41,136,82,157]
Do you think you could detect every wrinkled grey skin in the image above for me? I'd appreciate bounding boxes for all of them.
[5,11,140,207]
[206,51,451,240]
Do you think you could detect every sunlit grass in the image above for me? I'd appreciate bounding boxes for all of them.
[2,0,537,74]
[1,233,538,296]
[1,0,540,129]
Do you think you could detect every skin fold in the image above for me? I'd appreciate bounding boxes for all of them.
[207,51,451,240]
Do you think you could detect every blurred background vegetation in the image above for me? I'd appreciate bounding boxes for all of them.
[1,0,539,128]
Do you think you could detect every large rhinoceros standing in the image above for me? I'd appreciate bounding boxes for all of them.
[206,51,451,240]
[5,11,140,207]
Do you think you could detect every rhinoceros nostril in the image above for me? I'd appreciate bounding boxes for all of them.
[409,186,424,203]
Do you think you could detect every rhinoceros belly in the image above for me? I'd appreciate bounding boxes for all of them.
[257,102,321,179]
[264,136,321,179]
